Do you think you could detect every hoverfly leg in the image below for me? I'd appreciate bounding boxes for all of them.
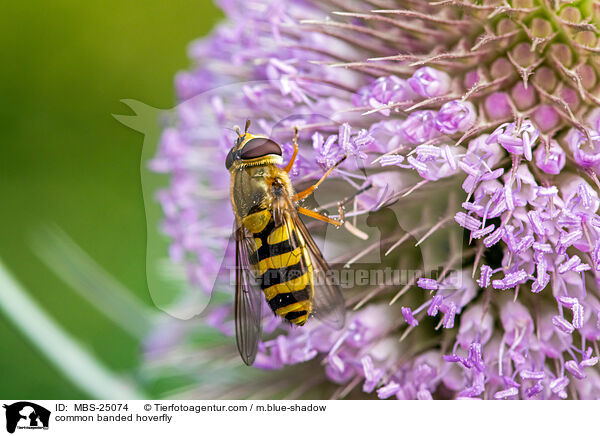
[296,181,373,228]
[335,181,373,235]
[297,206,342,227]
[283,126,299,173]
[293,154,347,202]
[337,202,345,224]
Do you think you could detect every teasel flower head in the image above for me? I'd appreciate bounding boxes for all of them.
[147,0,600,399]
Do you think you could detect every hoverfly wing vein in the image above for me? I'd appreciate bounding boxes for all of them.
[235,226,262,365]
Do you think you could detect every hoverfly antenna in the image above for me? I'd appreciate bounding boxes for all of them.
[234,125,241,136]
[244,119,251,133]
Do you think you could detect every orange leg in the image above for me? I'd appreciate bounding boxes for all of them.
[293,155,347,202]
[283,126,299,173]
[296,180,373,230]
[297,206,342,227]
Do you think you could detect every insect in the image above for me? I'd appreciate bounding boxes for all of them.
[226,120,347,365]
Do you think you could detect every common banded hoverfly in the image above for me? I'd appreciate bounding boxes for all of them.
[226,120,347,365]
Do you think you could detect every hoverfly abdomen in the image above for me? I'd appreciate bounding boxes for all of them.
[246,208,313,326]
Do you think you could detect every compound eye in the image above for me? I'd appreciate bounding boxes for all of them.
[225,148,235,169]
[240,138,282,159]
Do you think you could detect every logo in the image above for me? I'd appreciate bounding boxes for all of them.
[3,402,50,433]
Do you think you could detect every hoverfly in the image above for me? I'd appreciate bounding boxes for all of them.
[226,120,346,365]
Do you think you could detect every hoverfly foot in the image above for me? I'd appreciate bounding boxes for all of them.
[337,202,345,224]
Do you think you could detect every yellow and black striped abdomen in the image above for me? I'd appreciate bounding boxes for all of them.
[244,209,313,326]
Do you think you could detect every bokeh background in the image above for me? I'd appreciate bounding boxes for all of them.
[0,1,221,399]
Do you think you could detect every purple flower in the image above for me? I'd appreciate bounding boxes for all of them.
[532,105,560,132]
[486,119,539,160]
[484,92,511,119]
[435,100,476,134]
[566,127,600,170]
[354,76,416,115]
[408,67,451,98]
[401,110,439,144]
[417,278,438,291]
[405,144,462,181]
[147,0,600,401]
[401,307,419,327]
[534,140,565,174]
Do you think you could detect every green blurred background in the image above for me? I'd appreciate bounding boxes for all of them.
[0,1,221,398]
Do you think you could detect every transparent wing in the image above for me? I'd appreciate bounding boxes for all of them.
[234,226,263,365]
[276,195,346,329]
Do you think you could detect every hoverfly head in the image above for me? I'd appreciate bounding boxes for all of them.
[225,121,282,170]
